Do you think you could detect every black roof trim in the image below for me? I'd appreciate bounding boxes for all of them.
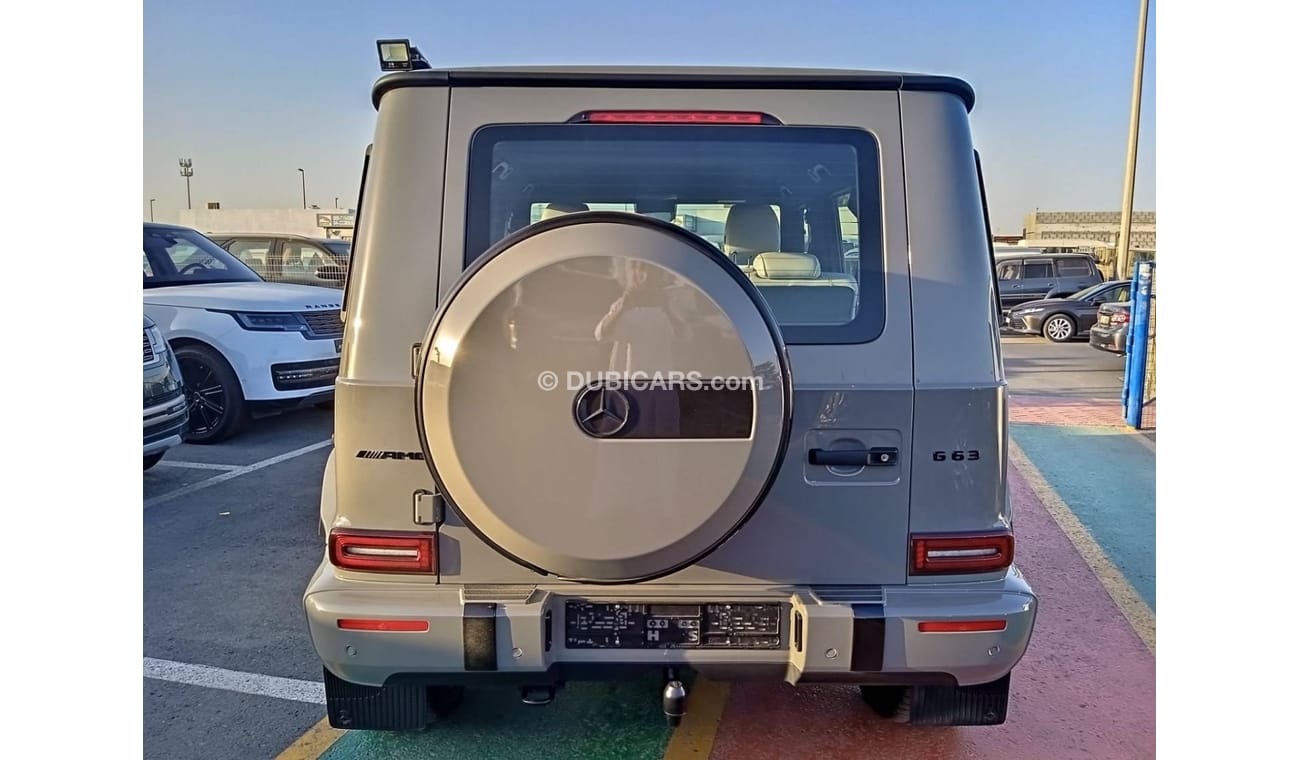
[371,70,974,112]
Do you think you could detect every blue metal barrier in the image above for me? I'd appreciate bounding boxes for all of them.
[1123,260,1155,428]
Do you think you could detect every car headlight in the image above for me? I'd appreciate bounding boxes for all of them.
[1018,307,1045,315]
[227,312,308,332]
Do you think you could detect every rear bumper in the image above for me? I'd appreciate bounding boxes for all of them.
[1090,325,1127,354]
[304,565,1037,689]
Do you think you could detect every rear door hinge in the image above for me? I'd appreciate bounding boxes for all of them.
[413,489,444,526]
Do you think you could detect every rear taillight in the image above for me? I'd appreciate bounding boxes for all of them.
[1112,311,1130,324]
[910,530,1014,575]
[328,529,436,574]
[573,110,773,124]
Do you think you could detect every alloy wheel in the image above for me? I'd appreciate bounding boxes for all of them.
[1045,315,1075,342]
[179,357,227,436]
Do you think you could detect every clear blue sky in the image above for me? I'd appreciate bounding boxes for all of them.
[143,0,1155,234]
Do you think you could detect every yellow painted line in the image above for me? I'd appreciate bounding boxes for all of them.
[274,716,346,760]
[1009,438,1156,655]
[663,676,731,760]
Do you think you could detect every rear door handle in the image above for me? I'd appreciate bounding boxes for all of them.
[809,447,898,467]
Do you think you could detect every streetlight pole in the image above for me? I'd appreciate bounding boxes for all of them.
[179,158,193,210]
[149,198,156,222]
[298,168,307,209]
[334,196,339,209]
[1114,0,1149,281]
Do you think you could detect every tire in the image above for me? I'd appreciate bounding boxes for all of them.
[428,686,464,719]
[860,685,908,722]
[416,213,791,582]
[143,452,166,471]
[1042,313,1076,343]
[174,344,247,444]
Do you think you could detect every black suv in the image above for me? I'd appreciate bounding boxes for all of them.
[209,233,350,288]
[143,314,188,470]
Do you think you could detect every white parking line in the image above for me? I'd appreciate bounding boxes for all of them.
[156,460,242,471]
[144,657,324,705]
[144,439,333,509]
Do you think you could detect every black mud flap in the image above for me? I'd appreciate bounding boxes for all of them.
[908,673,1011,726]
[324,667,429,731]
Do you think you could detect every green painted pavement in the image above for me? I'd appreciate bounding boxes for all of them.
[1010,423,1156,609]
[319,672,678,759]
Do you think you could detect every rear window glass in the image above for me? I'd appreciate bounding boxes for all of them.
[1055,257,1093,276]
[465,124,884,344]
[1023,261,1053,279]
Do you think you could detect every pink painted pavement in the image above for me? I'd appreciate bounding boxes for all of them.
[706,456,1156,759]
[1010,394,1155,429]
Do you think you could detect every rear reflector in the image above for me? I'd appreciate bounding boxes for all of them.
[910,531,1014,575]
[329,529,436,574]
[576,110,770,124]
[918,620,1008,633]
[338,618,430,632]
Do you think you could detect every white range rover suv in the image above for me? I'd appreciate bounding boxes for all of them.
[143,222,345,443]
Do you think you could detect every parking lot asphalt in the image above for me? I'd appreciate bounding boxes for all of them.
[999,328,1129,399]
[143,333,1154,760]
[144,408,333,760]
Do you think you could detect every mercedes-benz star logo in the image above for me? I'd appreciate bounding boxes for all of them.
[574,385,632,438]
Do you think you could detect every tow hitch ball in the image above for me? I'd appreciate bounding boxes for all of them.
[662,668,687,727]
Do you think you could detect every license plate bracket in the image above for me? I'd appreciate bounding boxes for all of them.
[564,601,782,649]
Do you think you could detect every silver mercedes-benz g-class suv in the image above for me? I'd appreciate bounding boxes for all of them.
[304,48,1037,732]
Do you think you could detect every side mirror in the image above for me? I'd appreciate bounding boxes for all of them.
[315,265,346,282]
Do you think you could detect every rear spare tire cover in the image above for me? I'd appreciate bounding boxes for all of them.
[417,213,791,582]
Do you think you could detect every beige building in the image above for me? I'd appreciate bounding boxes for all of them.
[1020,210,1155,269]
[175,207,356,241]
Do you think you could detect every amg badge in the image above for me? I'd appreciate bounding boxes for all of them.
[355,450,425,460]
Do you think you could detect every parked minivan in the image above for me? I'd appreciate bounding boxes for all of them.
[994,252,1102,311]
[303,58,1037,734]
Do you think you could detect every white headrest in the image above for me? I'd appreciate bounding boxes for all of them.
[540,202,589,220]
[723,203,779,261]
[751,252,822,280]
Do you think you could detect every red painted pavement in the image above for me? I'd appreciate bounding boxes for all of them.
[1009,393,1155,429]
[706,459,1156,759]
